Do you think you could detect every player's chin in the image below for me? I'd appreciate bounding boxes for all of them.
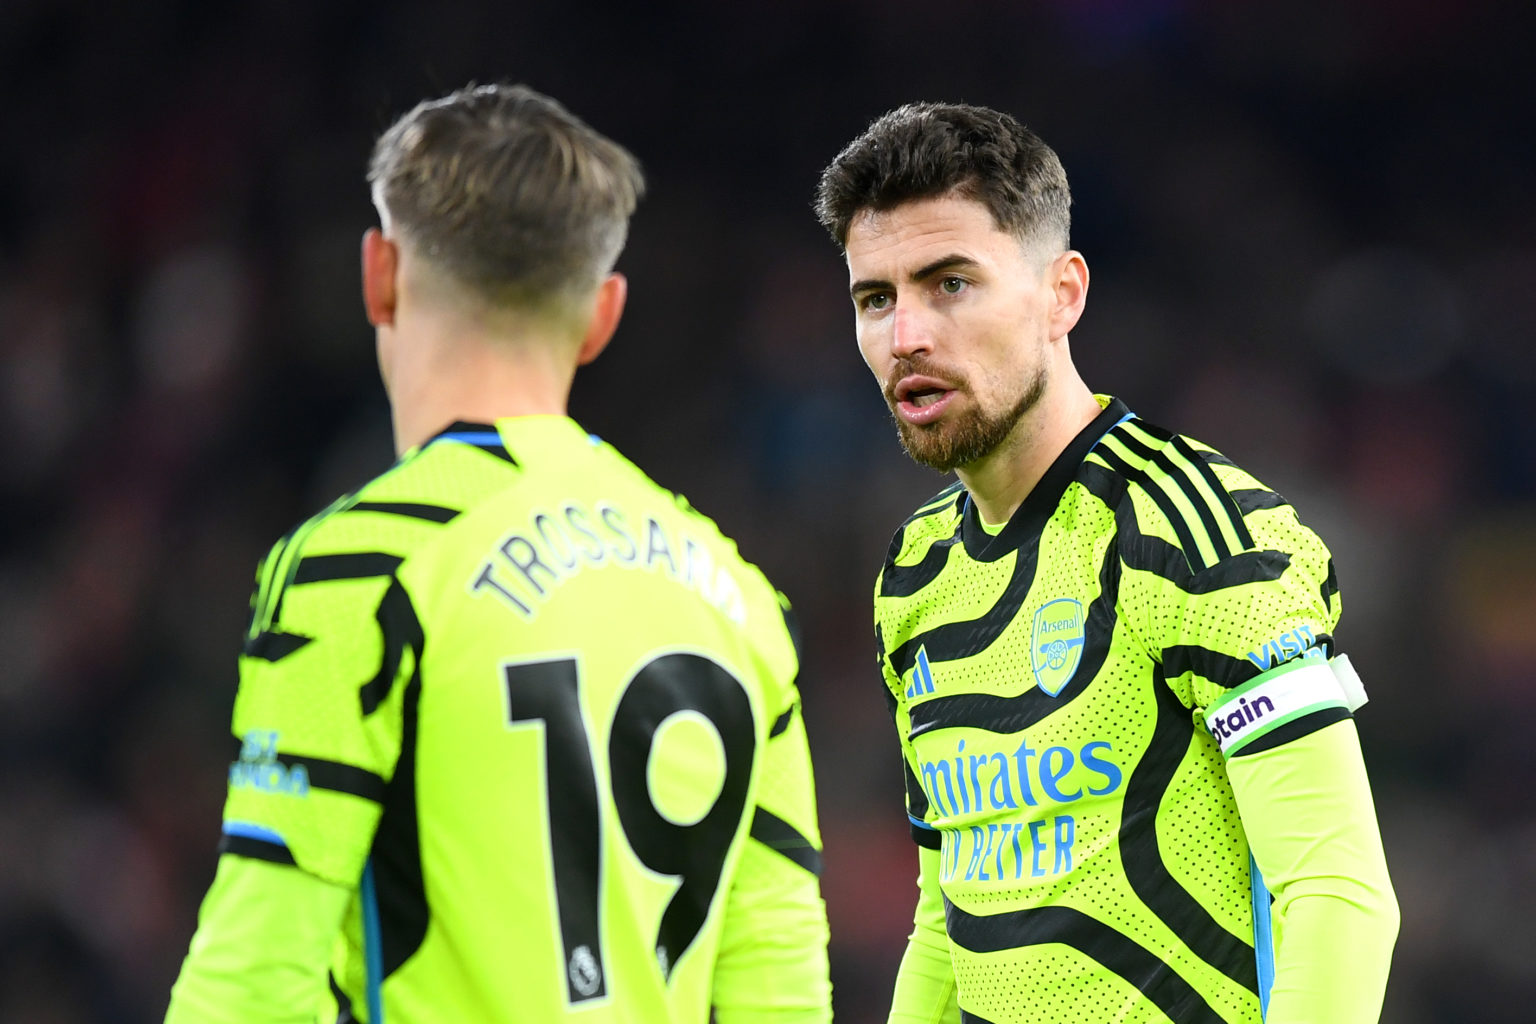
[896,423,964,472]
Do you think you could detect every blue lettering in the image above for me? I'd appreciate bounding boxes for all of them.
[988,752,1019,809]
[968,754,986,812]
[978,825,996,880]
[1028,820,1048,877]
[965,826,986,880]
[1010,824,1025,879]
[1012,740,1039,806]
[954,741,970,813]
[1054,816,1075,873]
[920,760,956,818]
[1081,741,1122,796]
[1039,746,1080,802]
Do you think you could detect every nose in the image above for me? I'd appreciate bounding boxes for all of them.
[890,304,935,359]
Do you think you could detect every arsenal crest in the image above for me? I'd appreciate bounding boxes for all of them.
[1031,598,1085,696]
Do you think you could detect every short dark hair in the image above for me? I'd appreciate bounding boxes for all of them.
[368,83,644,310]
[814,102,1070,252]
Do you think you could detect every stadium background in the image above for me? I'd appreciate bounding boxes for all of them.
[2,1,1533,1020]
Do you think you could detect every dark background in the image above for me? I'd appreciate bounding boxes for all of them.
[3,1,1534,1020]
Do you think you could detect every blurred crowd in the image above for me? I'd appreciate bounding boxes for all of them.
[2,1,1533,1021]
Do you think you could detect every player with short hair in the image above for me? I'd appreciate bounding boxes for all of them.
[164,83,831,1024]
[815,102,1398,1024]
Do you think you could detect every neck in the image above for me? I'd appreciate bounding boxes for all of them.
[383,313,578,455]
[956,371,1102,526]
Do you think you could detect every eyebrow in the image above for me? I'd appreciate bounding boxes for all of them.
[849,254,980,299]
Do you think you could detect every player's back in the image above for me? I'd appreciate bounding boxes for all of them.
[231,416,810,1023]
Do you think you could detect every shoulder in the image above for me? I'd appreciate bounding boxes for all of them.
[882,480,967,571]
[1086,414,1331,574]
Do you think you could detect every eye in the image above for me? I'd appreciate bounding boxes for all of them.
[859,292,892,312]
[939,276,967,295]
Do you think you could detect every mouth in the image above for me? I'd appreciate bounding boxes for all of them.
[892,376,957,425]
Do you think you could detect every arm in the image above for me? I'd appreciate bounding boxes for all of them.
[165,539,415,1022]
[164,857,350,1024]
[881,660,960,1024]
[1129,444,1398,1019]
[1227,716,1398,1024]
[889,845,960,1024]
[713,701,832,1023]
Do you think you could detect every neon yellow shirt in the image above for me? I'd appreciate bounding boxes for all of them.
[166,417,831,1023]
[878,397,1396,1023]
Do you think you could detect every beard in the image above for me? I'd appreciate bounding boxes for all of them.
[888,362,1048,473]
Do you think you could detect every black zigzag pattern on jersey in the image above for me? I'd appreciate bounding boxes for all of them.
[1161,644,1264,691]
[369,583,428,982]
[749,807,823,876]
[901,480,967,528]
[278,752,388,803]
[1095,437,1228,574]
[1321,558,1339,614]
[881,531,963,598]
[361,577,418,716]
[1230,488,1287,515]
[1086,461,1293,595]
[329,973,356,1023]
[1094,442,1206,570]
[946,901,1234,1024]
[242,629,312,662]
[347,501,462,523]
[906,532,1120,739]
[1113,425,1242,562]
[1168,433,1253,551]
[292,552,404,584]
[769,703,797,738]
[884,526,1036,682]
[218,833,296,866]
[1120,664,1259,995]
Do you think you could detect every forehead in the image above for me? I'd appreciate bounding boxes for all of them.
[844,195,1019,276]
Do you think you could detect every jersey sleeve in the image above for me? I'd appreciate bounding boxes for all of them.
[1121,458,1399,1019]
[221,535,421,886]
[878,619,957,1022]
[163,855,351,1024]
[1126,466,1344,735]
[888,846,960,1024]
[712,616,832,1023]
[1226,719,1399,1023]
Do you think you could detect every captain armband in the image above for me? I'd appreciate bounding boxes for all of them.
[1203,649,1368,757]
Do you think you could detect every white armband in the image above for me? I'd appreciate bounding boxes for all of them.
[1204,649,1364,756]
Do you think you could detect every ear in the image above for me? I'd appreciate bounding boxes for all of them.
[576,273,628,366]
[361,228,399,327]
[1048,251,1089,341]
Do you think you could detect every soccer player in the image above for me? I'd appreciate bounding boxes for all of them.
[164,84,831,1023]
[814,103,1398,1023]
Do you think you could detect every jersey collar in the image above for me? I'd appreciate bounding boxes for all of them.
[424,421,519,464]
[959,396,1132,561]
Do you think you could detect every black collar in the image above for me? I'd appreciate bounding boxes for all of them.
[959,397,1132,561]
